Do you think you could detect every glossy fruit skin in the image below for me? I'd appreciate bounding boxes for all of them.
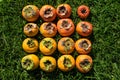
[22,5,39,22]
[75,38,92,55]
[57,18,75,36]
[21,54,39,70]
[56,4,72,18]
[77,5,90,19]
[58,37,75,55]
[39,38,57,55]
[22,38,38,53]
[24,23,39,37]
[40,22,57,37]
[40,56,56,72]
[76,55,93,73]
[57,55,75,72]
[39,5,56,22]
[76,21,93,36]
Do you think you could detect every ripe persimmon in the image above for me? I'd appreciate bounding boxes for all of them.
[75,38,92,55]
[76,21,93,36]
[57,18,75,36]
[22,5,39,22]
[77,5,90,19]
[39,5,56,21]
[56,4,71,18]
[76,55,93,73]
[40,22,57,37]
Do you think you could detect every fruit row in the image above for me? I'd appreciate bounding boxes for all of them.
[22,4,90,22]
[21,54,92,73]
[21,4,93,73]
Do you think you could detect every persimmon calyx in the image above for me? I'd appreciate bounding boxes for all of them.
[44,8,53,18]
[79,40,90,51]
[24,7,36,18]
[81,8,87,14]
[62,39,73,52]
[63,57,72,68]
[44,23,54,34]
[27,39,35,48]
[60,20,72,30]
[44,60,54,71]
[43,40,53,49]
[25,24,37,33]
[80,59,92,72]
[81,23,89,33]
[58,5,67,16]
[22,58,34,70]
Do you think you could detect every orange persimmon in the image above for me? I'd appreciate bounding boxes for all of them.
[40,56,56,72]
[58,37,75,55]
[22,38,38,53]
[24,23,39,37]
[39,5,56,21]
[39,38,57,55]
[22,5,39,22]
[77,5,90,19]
[21,54,39,70]
[57,55,75,72]
[56,4,72,18]
[76,55,93,73]
[76,21,93,36]
[40,22,57,37]
[75,38,92,55]
[57,18,75,36]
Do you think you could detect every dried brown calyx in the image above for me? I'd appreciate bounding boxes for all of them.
[63,57,72,68]
[24,7,36,18]
[81,23,89,33]
[60,20,71,30]
[80,59,92,72]
[81,8,87,14]
[58,6,67,15]
[27,39,35,48]
[79,40,90,51]
[44,8,53,18]
[44,23,55,34]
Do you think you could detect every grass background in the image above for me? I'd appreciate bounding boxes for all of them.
[0,0,120,80]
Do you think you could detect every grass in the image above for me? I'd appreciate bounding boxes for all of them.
[0,0,120,80]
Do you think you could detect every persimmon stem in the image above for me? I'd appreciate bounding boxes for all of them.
[79,40,89,50]
[63,57,72,68]
[58,6,67,15]
[60,20,71,30]
[81,24,89,33]
[44,8,53,18]
[44,60,53,71]
[22,58,34,70]
[24,7,36,17]
[27,39,35,48]
[80,59,92,72]
[43,40,53,49]
[44,23,54,34]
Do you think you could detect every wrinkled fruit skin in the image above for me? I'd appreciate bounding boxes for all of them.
[76,21,93,36]
[75,38,92,55]
[39,5,56,21]
[57,18,75,36]
[21,54,39,70]
[39,38,57,55]
[22,5,39,22]
[40,56,56,72]
[57,55,75,72]
[57,4,72,18]
[77,5,90,19]
[24,23,39,37]
[22,38,38,53]
[58,37,75,55]
[76,55,93,73]
[40,22,57,37]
